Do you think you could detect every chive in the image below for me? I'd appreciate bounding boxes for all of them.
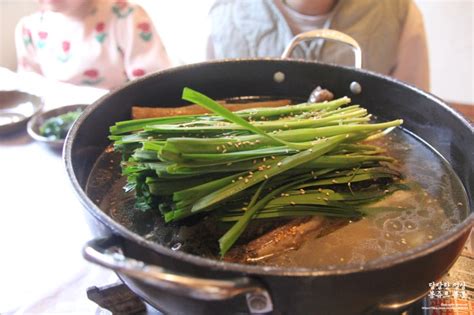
[218,180,267,255]
[111,87,405,255]
[191,134,348,213]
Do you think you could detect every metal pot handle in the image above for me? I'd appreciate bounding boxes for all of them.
[281,29,362,69]
[83,237,273,313]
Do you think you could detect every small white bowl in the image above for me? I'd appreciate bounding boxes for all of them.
[0,90,43,135]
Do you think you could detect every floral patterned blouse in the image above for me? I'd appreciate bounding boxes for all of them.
[15,0,171,90]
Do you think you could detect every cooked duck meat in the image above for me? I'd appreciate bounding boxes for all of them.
[224,216,336,264]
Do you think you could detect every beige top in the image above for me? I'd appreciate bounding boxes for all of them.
[208,0,430,91]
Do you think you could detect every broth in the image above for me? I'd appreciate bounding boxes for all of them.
[86,127,468,268]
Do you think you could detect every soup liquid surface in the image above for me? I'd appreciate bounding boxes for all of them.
[259,129,468,267]
[87,128,468,268]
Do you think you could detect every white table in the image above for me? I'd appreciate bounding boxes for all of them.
[0,68,116,314]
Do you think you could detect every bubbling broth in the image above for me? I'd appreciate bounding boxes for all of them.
[87,127,468,269]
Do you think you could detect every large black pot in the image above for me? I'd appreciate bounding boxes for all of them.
[64,59,473,315]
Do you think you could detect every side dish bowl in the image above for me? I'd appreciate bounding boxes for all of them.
[0,90,43,135]
[27,104,87,150]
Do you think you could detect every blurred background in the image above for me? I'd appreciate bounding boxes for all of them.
[1,0,472,104]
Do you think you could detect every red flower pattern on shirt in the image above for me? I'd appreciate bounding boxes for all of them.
[95,22,107,43]
[62,41,71,53]
[37,31,48,48]
[38,31,48,40]
[22,27,33,47]
[84,69,99,78]
[137,22,152,41]
[95,22,105,33]
[57,41,71,62]
[82,69,104,85]
[132,69,145,77]
[137,22,150,33]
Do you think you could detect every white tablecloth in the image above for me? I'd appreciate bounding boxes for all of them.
[0,68,117,314]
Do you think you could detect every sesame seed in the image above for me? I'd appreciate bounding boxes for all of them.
[264,175,269,179]
[277,162,282,167]
[290,201,296,206]
[244,179,249,183]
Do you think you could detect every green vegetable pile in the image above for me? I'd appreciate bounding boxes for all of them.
[110,88,404,256]
[40,109,83,140]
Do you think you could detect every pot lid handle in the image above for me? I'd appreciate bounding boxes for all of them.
[281,29,362,69]
[83,237,273,314]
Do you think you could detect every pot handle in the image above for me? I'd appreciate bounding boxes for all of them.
[83,237,273,313]
[281,29,362,69]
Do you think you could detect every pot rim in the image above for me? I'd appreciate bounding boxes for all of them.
[64,58,474,277]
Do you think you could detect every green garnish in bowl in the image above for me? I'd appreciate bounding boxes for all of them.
[39,109,83,140]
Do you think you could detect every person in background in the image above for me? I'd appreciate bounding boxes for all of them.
[207,0,430,91]
[15,0,171,90]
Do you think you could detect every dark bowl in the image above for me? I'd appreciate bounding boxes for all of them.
[0,90,44,135]
[27,104,87,150]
